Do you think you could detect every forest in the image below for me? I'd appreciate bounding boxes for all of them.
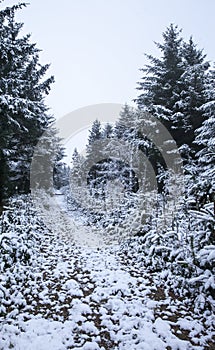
[0,2,214,349]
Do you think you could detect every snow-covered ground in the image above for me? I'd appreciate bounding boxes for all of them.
[0,195,214,349]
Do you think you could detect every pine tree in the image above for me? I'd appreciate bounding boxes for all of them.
[136,24,183,114]
[193,101,215,207]
[175,37,210,153]
[53,162,70,190]
[0,3,54,204]
[114,106,168,193]
[114,104,136,139]
[70,148,85,187]
[135,25,213,156]
[86,119,104,167]
[102,123,113,139]
[87,119,102,145]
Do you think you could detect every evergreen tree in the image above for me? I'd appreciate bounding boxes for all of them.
[70,148,85,187]
[114,105,168,193]
[114,104,136,139]
[0,3,54,203]
[86,119,103,167]
[175,37,210,153]
[192,101,215,208]
[87,119,102,145]
[102,123,113,139]
[53,162,70,190]
[135,24,213,156]
[136,24,183,114]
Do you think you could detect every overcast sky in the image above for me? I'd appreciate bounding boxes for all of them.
[8,0,215,120]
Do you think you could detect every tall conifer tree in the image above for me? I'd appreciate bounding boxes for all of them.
[0,3,55,203]
[135,24,214,156]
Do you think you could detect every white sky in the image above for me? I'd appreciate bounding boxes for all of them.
[8,0,215,119]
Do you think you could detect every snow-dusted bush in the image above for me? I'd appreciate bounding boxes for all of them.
[0,195,47,319]
[119,201,215,310]
[0,195,42,271]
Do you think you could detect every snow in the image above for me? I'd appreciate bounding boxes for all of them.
[0,195,214,350]
[63,279,84,297]
[0,319,76,350]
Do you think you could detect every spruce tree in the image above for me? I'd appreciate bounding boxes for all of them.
[0,3,54,204]
[102,123,113,139]
[114,104,136,139]
[176,37,210,153]
[136,24,183,114]
[192,101,215,207]
[135,25,213,156]
[86,119,103,166]
[70,148,85,187]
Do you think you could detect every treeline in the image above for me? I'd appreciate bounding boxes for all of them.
[71,24,215,222]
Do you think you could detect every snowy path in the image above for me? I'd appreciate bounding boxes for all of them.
[0,196,214,349]
[37,193,108,248]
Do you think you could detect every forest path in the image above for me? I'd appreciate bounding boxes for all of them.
[0,195,213,349]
